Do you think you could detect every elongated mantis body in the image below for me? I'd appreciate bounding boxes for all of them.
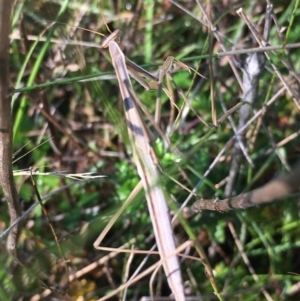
[93,31,186,301]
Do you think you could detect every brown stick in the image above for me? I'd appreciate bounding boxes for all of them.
[192,162,300,212]
[0,1,22,258]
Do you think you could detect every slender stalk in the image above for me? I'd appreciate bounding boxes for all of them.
[0,0,21,259]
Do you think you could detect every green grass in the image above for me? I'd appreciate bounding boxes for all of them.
[1,0,300,300]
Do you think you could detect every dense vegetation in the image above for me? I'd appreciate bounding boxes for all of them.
[1,0,300,300]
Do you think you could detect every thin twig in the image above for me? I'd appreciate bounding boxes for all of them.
[0,0,22,258]
[29,167,70,281]
[192,161,300,212]
[225,5,271,196]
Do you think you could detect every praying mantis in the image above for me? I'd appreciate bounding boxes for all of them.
[98,29,193,126]
[93,30,186,301]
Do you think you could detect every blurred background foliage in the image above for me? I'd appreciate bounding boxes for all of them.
[0,0,300,300]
